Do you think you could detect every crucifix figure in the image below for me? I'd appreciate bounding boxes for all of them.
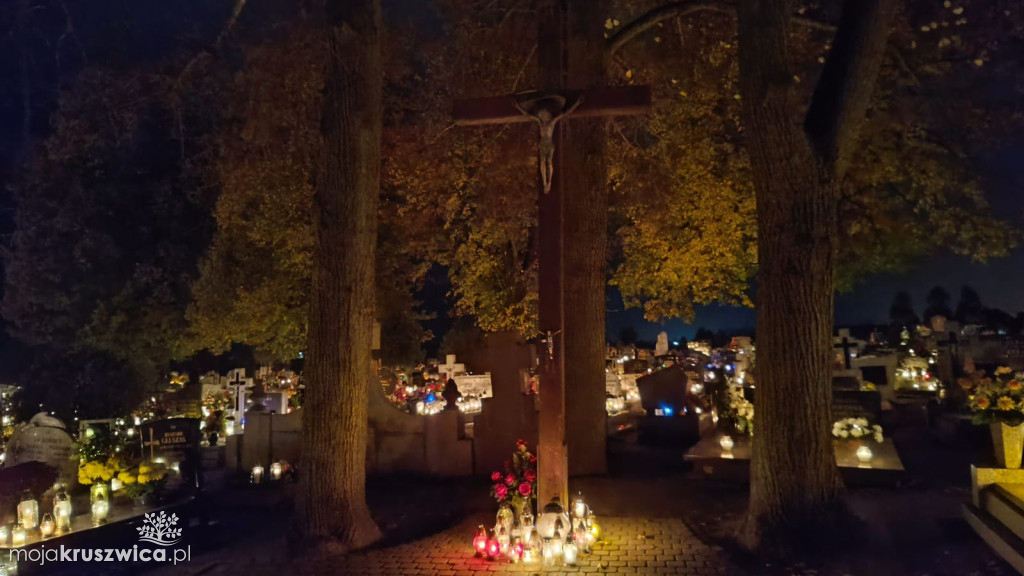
[453,3,650,506]
[514,93,583,193]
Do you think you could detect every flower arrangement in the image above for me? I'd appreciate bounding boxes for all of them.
[962,367,1024,427]
[117,460,169,498]
[490,439,537,510]
[203,389,233,414]
[78,459,120,486]
[726,386,753,435]
[832,418,883,443]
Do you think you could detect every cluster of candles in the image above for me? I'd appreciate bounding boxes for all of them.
[250,461,285,484]
[472,495,601,566]
[605,396,626,415]
[457,396,483,414]
[0,486,91,547]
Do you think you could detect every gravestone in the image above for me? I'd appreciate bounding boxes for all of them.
[832,390,883,422]
[655,332,669,357]
[139,418,202,494]
[5,412,75,482]
[635,366,700,443]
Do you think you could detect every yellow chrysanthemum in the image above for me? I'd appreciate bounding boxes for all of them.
[975,396,991,410]
[139,465,150,474]
[996,366,1013,376]
[137,474,150,484]
[998,396,1016,411]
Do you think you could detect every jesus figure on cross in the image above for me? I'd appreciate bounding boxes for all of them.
[514,93,583,193]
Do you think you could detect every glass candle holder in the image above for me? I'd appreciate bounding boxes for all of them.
[39,514,55,538]
[91,499,110,526]
[17,494,38,530]
[12,525,26,547]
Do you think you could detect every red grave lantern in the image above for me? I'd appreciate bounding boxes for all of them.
[473,525,488,556]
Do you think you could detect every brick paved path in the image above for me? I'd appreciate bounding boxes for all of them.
[159,515,741,576]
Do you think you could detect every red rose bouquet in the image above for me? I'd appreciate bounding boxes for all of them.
[489,439,538,512]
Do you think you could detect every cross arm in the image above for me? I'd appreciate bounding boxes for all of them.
[453,86,651,126]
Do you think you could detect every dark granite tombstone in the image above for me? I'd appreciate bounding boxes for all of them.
[831,390,883,422]
[635,366,700,443]
[139,418,202,494]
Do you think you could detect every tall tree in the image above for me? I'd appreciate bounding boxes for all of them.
[955,285,985,326]
[923,286,953,325]
[889,291,920,330]
[563,0,611,476]
[735,0,895,551]
[291,0,382,551]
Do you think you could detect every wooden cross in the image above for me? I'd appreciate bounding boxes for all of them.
[144,428,160,461]
[452,1,649,506]
[834,337,858,369]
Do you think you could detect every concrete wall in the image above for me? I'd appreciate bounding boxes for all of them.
[226,376,473,476]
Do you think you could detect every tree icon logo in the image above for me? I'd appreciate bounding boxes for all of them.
[136,511,183,546]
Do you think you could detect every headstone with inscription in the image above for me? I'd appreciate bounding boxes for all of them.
[139,418,202,494]
[5,412,75,481]
[832,390,882,422]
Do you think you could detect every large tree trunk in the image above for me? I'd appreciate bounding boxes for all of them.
[736,0,893,552]
[563,0,609,477]
[291,0,382,553]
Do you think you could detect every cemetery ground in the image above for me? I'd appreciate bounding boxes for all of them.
[137,404,1013,576]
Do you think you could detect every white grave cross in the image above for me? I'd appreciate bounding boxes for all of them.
[439,355,465,381]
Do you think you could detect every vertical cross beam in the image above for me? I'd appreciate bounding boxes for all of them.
[536,0,568,509]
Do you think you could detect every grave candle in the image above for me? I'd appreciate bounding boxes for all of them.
[0,524,8,544]
[472,525,488,556]
[719,435,735,453]
[511,537,524,563]
[17,493,38,530]
[563,538,578,565]
[39,514,55,538]
[12,525,26,546]
[91,499,109,526]
[572,495,588,519]
[856,445,873,463]
[225,419,235,436]
[54,493,72,533]
[271,462,283,480]
[251,464,264,484]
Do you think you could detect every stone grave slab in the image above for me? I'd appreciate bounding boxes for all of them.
[5,412,75,482]
[685,434,904,486]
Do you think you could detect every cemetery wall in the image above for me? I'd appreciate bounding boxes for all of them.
[227,381,472,476]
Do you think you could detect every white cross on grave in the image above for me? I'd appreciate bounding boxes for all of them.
[439,355,465,381]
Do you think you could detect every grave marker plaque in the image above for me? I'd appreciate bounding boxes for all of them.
[831,390,882,422]
[139,418,202,494]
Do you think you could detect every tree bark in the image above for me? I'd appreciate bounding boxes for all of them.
[291,0,383,553]
[736,0,893,552]
[563,0,609,477]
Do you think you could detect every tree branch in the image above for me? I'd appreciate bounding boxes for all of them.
[804,0,896,177]
[607,1,733,56]
[607,0,836,56]
[175,0,248,88]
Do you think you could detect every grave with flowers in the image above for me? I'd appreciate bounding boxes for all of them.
[963,366,1024,573]
[685,379,905,485]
